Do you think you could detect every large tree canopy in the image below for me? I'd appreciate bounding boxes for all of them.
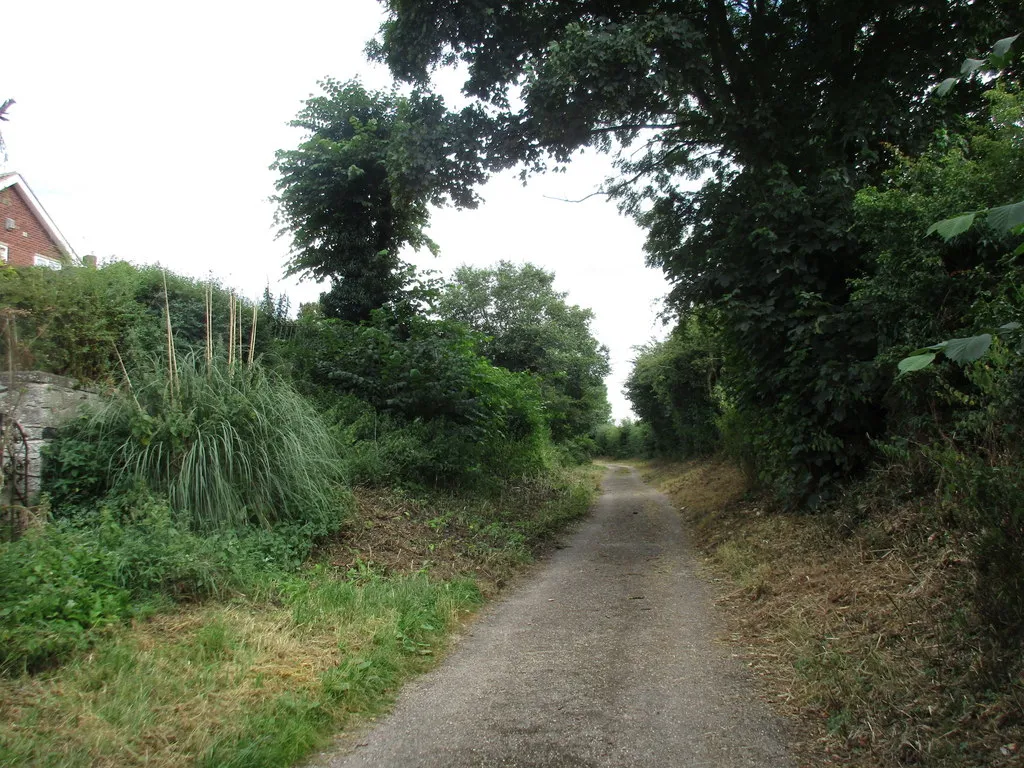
[368,1,1022,308]
[372,1,1016,175]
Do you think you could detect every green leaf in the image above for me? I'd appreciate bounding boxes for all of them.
[999,322,1022,333]
[985,200,1024,233]
[905,342,946,356]
[960,57,987,75]
[942,334,993,364]
[927,213,977,240]
[934,77,959,96]
[992,34,1020,60]
[897,353,936,376]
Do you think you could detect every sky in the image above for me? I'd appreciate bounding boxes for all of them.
[2,0,670,420]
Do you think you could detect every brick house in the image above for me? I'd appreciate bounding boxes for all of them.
[0,172,78,269]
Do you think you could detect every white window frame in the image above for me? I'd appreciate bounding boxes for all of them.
[33,253,62,270]
[0,243,8,263]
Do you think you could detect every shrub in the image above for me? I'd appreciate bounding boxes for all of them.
[284,313,551,487]
[555,435,598,465]
[624,312,724,458]
[0,261,286,383]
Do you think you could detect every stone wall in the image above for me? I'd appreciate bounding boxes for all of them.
[1,371,98,503]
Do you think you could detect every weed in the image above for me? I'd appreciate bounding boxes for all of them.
[0,496,337,674]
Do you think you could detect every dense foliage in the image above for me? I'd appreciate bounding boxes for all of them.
[437,262,610,441]
[593,419,653,459]
[852,85,1024,633]
[0,261,276,381]
[281,310,551,487]
[622,43,1024,632]
[365,0,1024,504]
[624,311,722,458]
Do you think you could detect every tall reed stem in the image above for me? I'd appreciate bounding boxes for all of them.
[205,281,213,371]
[228,293,236,368]
[162,270,178,398]
[248,305,257,367]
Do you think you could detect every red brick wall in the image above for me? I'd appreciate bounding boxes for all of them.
[0,186,65,268]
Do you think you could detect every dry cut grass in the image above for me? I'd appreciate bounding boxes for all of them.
[643,458,1024,768]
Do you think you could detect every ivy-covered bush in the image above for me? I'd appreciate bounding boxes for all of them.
[625,311,723,458]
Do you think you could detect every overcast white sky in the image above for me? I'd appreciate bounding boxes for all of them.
[2,0,669,420]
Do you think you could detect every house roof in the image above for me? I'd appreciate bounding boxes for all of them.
[0,172,79,263]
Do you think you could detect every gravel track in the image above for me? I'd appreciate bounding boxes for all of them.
[315,464,793,768]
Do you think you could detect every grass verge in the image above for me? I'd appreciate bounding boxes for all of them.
[319,466,601,595]
[642,457,1024,768]
[0,465,600,767]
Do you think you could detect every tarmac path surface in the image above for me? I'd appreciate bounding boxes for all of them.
[316,465,794,768]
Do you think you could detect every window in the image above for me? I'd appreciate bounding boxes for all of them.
[0,243,8,263]
[33,254,62,270]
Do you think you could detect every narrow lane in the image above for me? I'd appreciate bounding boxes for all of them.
[318,465,793,768]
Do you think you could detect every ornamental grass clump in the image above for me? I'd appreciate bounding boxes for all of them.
[68,354,347,531]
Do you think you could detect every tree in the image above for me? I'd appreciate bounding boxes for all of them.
[371,1,1018,181]
[271,79,486,321]
[370,0,1024,504]
[853,86,1024,357]
[437,261,611,440]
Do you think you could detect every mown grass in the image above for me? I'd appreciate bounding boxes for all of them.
[0,465,600,767]
[0,574,480,767]
[643,457,1024,768]
[321,466,602,593]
